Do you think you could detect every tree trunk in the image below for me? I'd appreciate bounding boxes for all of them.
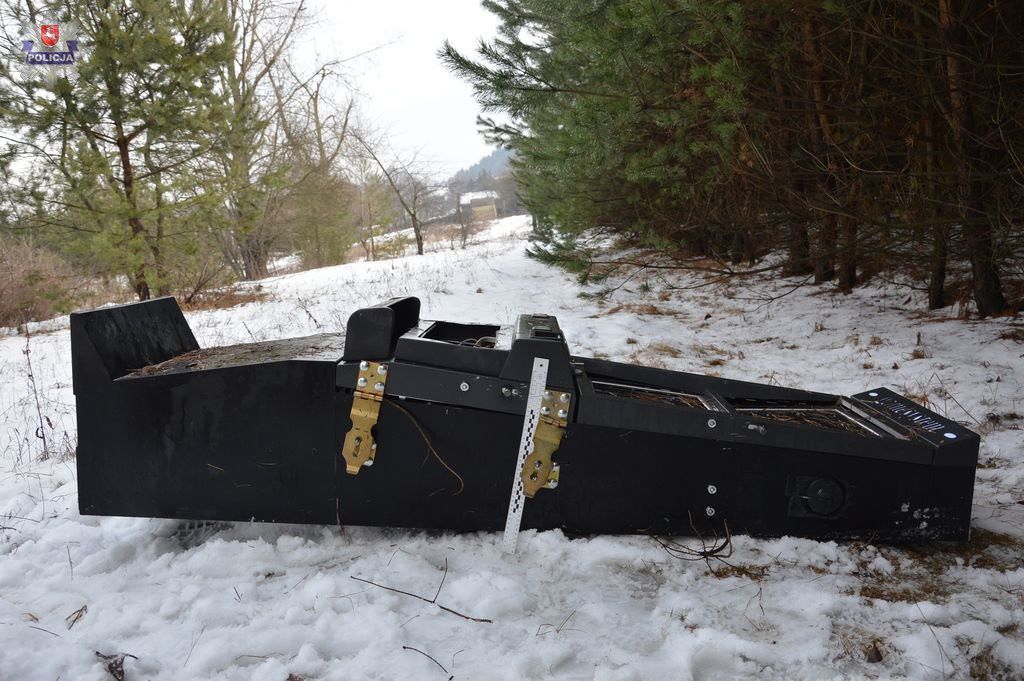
[938,0,1007,316]
[411,214,424,255]
[837,217,857,293]
[814,215,837,283]
[117,136,150,301]
[785,224,813,275]
[240,231,269,280]
[928,224,948,309]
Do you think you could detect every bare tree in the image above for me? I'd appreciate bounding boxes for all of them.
[354,133,443,255]
[216,0,307,280]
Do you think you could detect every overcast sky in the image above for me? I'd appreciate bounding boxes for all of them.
[308,0,500,177]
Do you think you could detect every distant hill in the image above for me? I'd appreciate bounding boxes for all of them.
[450,147,513,184]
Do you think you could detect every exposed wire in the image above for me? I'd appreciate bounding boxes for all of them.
[455,336,497,348]
[383,398,465,496]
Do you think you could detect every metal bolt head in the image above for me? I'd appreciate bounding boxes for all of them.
[359,361,369,371]
[501,386,513,397]
[707,484,717,495]
[557,409,568,419]
[377,364,387,375]
[543,390,552,401]
[560,393,570,403]
[705,506,716,517]
[357,377,368,388]
[363,458,374,467]
[459,381,470,392]
[707,418,717,429]
[370,442,377,450]
[534,459,542,469]
[374,381,385,391]
[530,472,538,481]
[540,406,550,416]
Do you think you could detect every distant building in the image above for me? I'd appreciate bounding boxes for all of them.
[458,190,499,222]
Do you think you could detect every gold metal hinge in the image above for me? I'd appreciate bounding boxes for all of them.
[522,389,571,497]
[342,361,388,474]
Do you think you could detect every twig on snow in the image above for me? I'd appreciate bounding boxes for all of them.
[351,557,491,623]
[402,645,454,679]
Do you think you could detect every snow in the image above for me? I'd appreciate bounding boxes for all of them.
[1,214,1022,680]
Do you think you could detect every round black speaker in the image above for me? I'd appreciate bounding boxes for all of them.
[805,478,845,516]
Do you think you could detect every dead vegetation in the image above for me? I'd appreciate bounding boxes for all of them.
[178,286,269,311]
[592,302,676,317]
[997,327,1024,343]
[851,530,1024,605]
[0,239,128,328]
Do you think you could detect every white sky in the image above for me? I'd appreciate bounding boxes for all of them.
[308,0,500,177]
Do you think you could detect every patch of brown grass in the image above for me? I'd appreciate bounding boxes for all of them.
[594,303,675,317]
[0,238,128,327]
[179,286,268,311]
[648,342,682,358]
[997,328,1024,343]
[853,530,1024,604]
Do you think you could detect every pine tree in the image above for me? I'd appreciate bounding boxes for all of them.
[0,0,234,299]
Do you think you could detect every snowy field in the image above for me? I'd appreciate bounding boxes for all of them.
[1,215,1022,680]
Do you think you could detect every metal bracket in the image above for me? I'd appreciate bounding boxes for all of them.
[341,361,388,474]
[522,389,570,497]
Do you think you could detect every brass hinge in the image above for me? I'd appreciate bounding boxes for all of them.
[342,361,388,474]
[522,389,571,497]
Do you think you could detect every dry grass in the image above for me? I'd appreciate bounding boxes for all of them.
[178,286,269,311]
[997,327,1024,343]
[909,346,932,360]
[0,239,128,327]
[593,302,675,317]
[852,530,1024,605]
[648,342,682,358]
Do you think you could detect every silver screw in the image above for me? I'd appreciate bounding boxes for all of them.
[707,484,717,495]
[560,393,570,403]
[541,406,550,416]
[543,390,552,401]
[707,418,717,429]
[363,458,374,466]
[357,377,367,388]
[374,382,385,391]
[705,506,716,517]
[377,364,387,375]
[459,381,470,392]
[534,460,542,469]
[359,360,369,371]
[371,442,377,450]
[501,386,513,397]
[557,409,568,419]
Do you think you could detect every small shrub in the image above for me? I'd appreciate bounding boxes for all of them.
[0,239,84,326]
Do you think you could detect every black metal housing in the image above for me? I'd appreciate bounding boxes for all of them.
[71,296,979,540]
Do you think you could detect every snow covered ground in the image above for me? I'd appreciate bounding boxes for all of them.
[1,215,1022,680]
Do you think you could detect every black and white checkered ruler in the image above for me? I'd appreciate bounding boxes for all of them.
[502,357,549,553]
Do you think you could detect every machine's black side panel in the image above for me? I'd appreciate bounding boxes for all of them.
[335,401,522,530]
[77,361,338,524]
[332,400,964,539]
